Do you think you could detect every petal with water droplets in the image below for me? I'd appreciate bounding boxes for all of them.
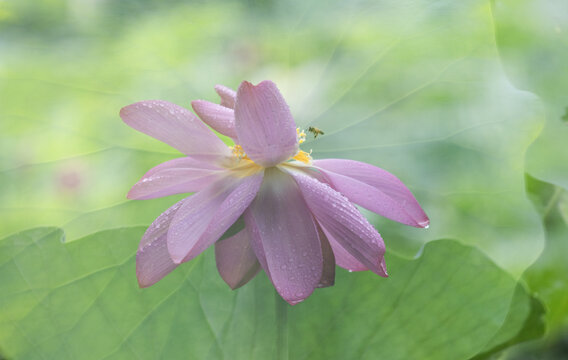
[120,100,230,158]
[127,157,227,200]
[167,172,264,264]
[234,81,298,167]
[191,100,238,139]
[136,199,186,288]
[291,171,387,277]
[314,159,429,228]
[215,84,236,109]
[244,168,322,305]
[327,234,368,272]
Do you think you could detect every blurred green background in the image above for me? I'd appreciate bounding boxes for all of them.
[1,0,567,359]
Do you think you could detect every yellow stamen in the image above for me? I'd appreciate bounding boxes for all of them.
[229,138,312,168]
[297,128,307,144]
[230,144,250,160]
[292,150,312,164]
[225,145,262,177]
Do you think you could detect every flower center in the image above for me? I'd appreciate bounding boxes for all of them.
[230,144,250,160]
[228,128,312,167]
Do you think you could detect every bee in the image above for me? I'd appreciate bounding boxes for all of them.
[307,126,325,138]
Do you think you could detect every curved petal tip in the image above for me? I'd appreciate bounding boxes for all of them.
[419,219,430,228]
[214,84,236,109]
[379,258,388,278]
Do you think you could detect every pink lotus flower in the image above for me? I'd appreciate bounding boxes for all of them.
[120,80,429,305]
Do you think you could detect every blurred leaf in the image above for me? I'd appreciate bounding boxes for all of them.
[0,227,540,359]
[508,332,568,360]
[492,0,568,190]
[490,0,568,111]
[497,176,568,357]
[472,283,546,359]
[559,191,568,226]
[523,176,568,335]
[0,147,185,239]
[523,86,568,192]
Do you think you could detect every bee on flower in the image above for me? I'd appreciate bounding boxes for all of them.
[120,80,429,305]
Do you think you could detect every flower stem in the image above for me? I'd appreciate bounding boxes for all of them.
[275,291,288,360]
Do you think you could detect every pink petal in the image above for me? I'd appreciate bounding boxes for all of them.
[316,225,336,288]
[327,234,368,272]
[380,258,388,276]
[120,100,230,158]
[244,168,323,305]
[291,171,388,277]
[191,100,238,139]
[314,159,429,228]
[234,81,298,167]
[215,229,261,289]
[215,84,236,109]
[167,172,264,264]
[136,199,186,288]
[128,157,227,200]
